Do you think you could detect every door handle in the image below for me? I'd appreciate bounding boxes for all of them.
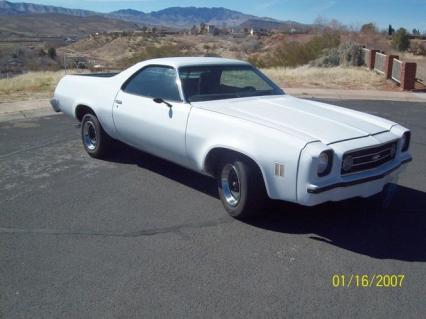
[115,100,122,104]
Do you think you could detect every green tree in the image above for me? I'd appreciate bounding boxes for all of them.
[388,24,394,35]
[47,47,56,59]
[392,28,410,51]
[361,22,377,33]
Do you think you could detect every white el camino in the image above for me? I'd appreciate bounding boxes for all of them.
[51,57,412,218]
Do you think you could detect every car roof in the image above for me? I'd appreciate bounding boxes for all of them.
[140,57,250,68]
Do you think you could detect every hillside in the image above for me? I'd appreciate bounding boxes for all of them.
[0,14,139,37]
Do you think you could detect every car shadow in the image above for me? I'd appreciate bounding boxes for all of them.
[249,185,426,262]
[106,142,219,198]
[104,143,426,262]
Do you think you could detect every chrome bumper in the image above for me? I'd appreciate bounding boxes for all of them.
[50,98,61,112]
[307,157,412,194]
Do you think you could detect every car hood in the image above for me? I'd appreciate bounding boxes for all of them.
[192,95,396,144]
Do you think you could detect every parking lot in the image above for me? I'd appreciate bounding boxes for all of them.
[1,99,425,318]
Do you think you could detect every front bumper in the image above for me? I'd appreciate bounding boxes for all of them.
[50,98,61,112]
[299,158,411,206]
[307,158,412,194]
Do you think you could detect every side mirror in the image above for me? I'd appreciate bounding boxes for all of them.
[153,97,172,108]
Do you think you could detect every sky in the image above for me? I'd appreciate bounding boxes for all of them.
[8,0,426,31]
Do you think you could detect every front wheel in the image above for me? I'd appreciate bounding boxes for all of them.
[81,113,113,158]
[217,157,266,219]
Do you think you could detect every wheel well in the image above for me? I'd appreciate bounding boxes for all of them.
[75,105,95,122]
[204,148,264,180]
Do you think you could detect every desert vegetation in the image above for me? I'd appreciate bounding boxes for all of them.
[0,70,64,101]
[263,66,391,90]
[248,32,341,68]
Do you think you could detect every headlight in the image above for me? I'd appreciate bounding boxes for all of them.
[317,150,333,177]
[401,131,411,152]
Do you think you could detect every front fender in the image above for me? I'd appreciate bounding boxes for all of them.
[186,107,308,202]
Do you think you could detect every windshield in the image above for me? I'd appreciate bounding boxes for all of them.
[178,64,284,102]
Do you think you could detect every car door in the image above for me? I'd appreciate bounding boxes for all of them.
[113,65,191,166]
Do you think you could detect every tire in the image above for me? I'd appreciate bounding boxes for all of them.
[217,156,266,219]
[81,113,113,158]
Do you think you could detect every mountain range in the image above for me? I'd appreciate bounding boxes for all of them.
[0,0,95,17]
[0,0,306,30]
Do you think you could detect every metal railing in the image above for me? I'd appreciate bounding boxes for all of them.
[374,52,386,74]
[392,59,402,83]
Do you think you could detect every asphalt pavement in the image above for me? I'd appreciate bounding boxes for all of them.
[0,99,425,318]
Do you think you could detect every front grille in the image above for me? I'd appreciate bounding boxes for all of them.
[341,141,397,175]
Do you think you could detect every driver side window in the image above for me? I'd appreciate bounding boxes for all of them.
[123,66,181,101]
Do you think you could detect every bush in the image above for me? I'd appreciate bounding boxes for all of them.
[392,28,410,51]
[343,43,364,66]
[47,47,56,59]
[409,41,426,56]
[268,31,341,67]
[310,42,364,67]
[310,48,340,67]
[241,38,261,53]
[361,23,378,33]
[247,55,269,68]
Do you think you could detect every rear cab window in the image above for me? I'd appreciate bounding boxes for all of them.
[123,65,181,102]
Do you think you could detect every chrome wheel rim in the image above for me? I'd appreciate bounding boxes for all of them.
[221,164,241,207]
[83,120,97,151]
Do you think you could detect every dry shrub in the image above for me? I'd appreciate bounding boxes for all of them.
[249,32,340,67]
[409,41,426,56]
[262,65,388,90]
[310,42,364,67]
[0,71,64,97]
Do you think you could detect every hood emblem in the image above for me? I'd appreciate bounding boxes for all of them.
[372,154,381,161]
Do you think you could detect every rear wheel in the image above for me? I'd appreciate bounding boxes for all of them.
[81,113,113,158]
[217,156,266,219]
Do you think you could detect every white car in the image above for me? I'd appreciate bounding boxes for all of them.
[51,57,412,218]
